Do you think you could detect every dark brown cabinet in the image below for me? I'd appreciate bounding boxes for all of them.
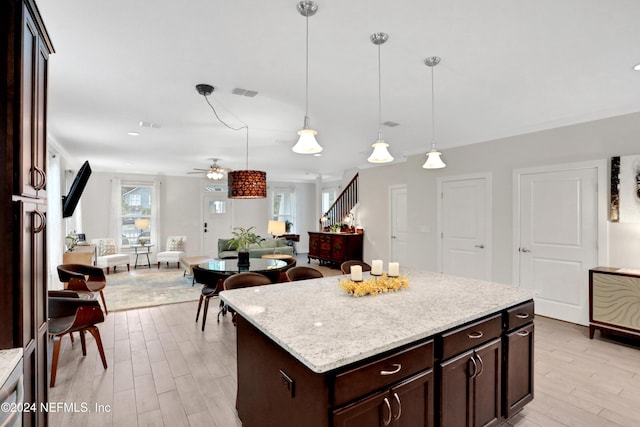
[333,370,434,427]
[308,232,363,266]
[439,338,502,427]
[1,1,52,426]
[503,301,534,418]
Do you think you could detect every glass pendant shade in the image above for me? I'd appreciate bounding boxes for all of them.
[228,170,267,199]
[367,140,394,163]
[293,127,322,154]
[206,169,224,180]
[422,149,446,169]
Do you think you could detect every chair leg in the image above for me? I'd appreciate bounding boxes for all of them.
[217,302,226,322]
[127,263,130,272]
[50,335,62,387]
[202,297,210,331]
[98,290,108,315]
[177,262,180,269]
[196,294,204,322]
[85,326,108,369]
[80,329,87,356]
[106,267,110,275]
[157,262,161,269]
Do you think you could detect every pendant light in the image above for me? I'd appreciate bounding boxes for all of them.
[292,1,323,154]
[368,32,394,164]
[422,56,446,169]
[195,83,266,198]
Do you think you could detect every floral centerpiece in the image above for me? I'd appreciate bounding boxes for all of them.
[339,273,409,297]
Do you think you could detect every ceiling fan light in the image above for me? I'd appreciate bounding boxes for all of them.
[293,128,322,154]
[367,140,394,163]
[422,150,446,169]
[206,169,224,180]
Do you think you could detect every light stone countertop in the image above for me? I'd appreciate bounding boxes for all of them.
[220,269,536,373]
[0,348,22,387]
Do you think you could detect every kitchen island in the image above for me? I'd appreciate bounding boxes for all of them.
[220,269,536,426]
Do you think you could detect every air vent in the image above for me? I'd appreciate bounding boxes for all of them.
[382,121,400,127]
[232,88,258,97]
[138,121,161,129]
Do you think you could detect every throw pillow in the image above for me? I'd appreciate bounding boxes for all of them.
[168,238,184,251]
[99,240,116,256]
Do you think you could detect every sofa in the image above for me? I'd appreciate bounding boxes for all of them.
[218,238,294,259]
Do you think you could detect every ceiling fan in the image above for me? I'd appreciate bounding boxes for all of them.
[188,158,227,180]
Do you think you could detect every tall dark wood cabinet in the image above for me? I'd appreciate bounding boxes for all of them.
[1,1,53,426]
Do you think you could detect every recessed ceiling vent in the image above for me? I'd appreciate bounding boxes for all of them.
[232,88,258,97]
[382,121,400,127]
[138,121,161,129]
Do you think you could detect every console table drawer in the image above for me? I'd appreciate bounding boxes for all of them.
[440,314,502,360]
[506,300,534,331]
[333,340,433,406]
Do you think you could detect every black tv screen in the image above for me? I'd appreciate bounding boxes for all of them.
[62,161,92,218]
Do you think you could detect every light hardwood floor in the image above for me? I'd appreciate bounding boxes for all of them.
[49,303,640,427]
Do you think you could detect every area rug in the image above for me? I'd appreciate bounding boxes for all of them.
[103,269,201,312]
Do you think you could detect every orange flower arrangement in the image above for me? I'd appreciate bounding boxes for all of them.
[339,273,409,297]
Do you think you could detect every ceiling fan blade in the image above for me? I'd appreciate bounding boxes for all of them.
[192,168,209,171]
[187,171,204,174]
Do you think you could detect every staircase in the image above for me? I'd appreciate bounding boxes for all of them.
[320,173,358,230]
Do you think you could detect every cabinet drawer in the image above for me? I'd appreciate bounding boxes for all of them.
[440,314,502,360]
[506,300,534,331]
[333,340,433,406]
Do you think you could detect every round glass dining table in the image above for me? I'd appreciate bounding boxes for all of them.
[198,258,286,274]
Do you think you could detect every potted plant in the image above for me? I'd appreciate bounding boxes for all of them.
[228,226,263,267]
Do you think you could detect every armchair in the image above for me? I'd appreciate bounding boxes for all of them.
[57,263,109,314]
[48,290,108,387]
[157,235,186,269]
[91,238,130,275]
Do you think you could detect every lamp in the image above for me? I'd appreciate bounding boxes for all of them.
[268,220,286,238]
[292,1,323,154]
[195,83,267,198]
[134,218,149,245]
[368,32,393,164]
[422,56,446,169]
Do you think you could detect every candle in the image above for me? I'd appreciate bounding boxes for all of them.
[350,265,363,282]
[371,260,383,275]
[388,262,400,277]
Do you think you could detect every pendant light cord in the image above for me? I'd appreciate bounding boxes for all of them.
[377,42,383,141]
[304,12,310,128]
[201,92,250,169]
[430,64,436,150]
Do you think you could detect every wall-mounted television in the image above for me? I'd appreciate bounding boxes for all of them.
[62,160,92,218]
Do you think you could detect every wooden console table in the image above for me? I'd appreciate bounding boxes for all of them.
[63,243,97,266]
[308,231,363,267]
[589,267,640,340]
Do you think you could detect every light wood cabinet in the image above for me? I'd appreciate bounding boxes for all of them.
[589,267,640,340]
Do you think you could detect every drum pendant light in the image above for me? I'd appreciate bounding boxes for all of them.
[422,56,446,169]
[367,32,393,164]
[292,1,323,154]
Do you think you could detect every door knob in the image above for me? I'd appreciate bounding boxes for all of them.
[391,235,396,239]
[474,244,484,249]
[520,248,531,253]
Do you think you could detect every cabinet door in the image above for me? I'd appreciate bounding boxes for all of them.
[504,323,534,418]
[333,389,389,427]
[332,235,346,261]
[472,338,501,427]
[309,233,320,257]
[439,349,474,427]
[392,370,434,427]
[19,4,48,199]
[17,200,48,427]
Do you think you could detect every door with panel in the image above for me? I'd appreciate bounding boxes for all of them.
[439,177,491,280]
[202,191,232,256]
[517,166,598,325]
[390,185,409,265]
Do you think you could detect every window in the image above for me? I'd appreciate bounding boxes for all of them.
[322,186,339,213]
[209,200,226,214]
[272,188,296,233]
[121,184,153,246]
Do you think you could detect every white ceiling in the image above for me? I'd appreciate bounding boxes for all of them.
[38,0,640,182]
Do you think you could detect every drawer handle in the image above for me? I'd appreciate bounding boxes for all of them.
[380,363,402,376]
[475,353,484,378]
[468,356,478,379]
[382,397,392,426]
[392,392,402,421]
[515,313,530,319]
[517,330,530,337]
[467,331,484,339]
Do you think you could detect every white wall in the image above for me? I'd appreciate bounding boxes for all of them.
[360,111,640,284]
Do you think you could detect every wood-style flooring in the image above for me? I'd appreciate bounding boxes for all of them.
[49,303,640,427]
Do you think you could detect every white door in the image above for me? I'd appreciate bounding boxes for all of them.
[439,176,491,280]
[202,192,233,257]
[390,186,408,265]
[517,167,598,325]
